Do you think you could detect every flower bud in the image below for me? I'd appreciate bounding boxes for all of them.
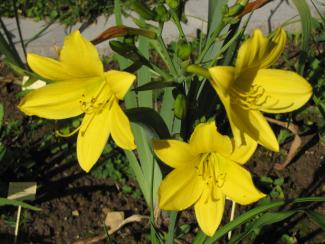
[174,93,187,119]
[130,0,155,20]
[176,40,192,60]
[154,4,170,22]
[166,0,180,9]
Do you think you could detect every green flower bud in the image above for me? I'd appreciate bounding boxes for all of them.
[174,93,187,119]
[154,4,170,22]
[123,35,136,46]
[176,40,192,60]
[130,0,155,20]
[166,0,180,9]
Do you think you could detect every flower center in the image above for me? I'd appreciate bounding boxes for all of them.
[229,84,293,111]
[57,82,114,138]
[196,153,226,201]
[80,82,113,115]
[229,84,272,110]
[78,82,114,137]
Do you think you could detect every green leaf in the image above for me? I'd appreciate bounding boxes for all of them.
[0,18,24,68]
[137,35,152,107]
[124,150,149,204]
[193,231,207,244]
[0,197,41,211]
[160,88,175,133]
[292,196,325,204]
[126,107,170,139]
[207,0,227,41]
[0,103,4,129]
[166,211,178,244]
[197,0,227,63]
[113,0,136,106]
[204,201,285,244]
[292,0,312,74]
[252,211,296,229]
[274,177,284,186]
[136,36,162,208]
[129,0,155,20]
[306,210,325,231]
[110,40,152,68]
[229,211,296,244]
[205,196,325,243]
[0,143,6,161]
[134,81,177,92]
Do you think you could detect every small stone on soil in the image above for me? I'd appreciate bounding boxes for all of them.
[72,210,79,217]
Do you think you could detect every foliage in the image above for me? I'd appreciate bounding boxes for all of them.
[1,0,325,243]
[90,143,131,181]
[0,0,115,26]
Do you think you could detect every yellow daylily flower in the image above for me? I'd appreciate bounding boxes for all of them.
[209,28,312,152]
[19,31,136,172]
[153,121,265,236]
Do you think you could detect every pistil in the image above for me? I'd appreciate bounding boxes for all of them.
[196,152,226,202]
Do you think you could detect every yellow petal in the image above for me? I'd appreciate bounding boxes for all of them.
[105,70,136,100]
[189,121,233,155]
[18,77,102,119]
[252,69,312,113]
[260,28,286,68]
[209,66,279,151]
[219,158,265,205]
[158,166,204,210]
[77,105,111,172]
[209,66,235,95]
[230,105,279,152]
[27,53,75,81]
[194,188,225,236]
[212,77,245,151]
[235,28,286,90]
[153,140,199,168]
[59,31,103,78]
[236,29,268,76]
[230,135,257,165]
[109,100,136,150]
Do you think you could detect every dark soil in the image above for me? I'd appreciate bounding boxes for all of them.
[0,69,324,243]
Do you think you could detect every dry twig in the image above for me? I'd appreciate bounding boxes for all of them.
[266,117,301,170]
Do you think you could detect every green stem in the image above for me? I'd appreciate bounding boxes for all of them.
[208,26,243,66]
[149,155,161,244]
[170,9,186,40]
[0,17,24,68]
[12,0,27,61]
[157,34,178,77]
[166,211,178,244]
[196,21,224,64]
[186,64,211,79]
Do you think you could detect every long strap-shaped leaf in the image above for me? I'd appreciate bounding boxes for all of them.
[193,196,325,244]
[292,0,312,74]
[0,197,41,211]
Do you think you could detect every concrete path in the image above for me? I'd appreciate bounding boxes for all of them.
[2,0,325,59]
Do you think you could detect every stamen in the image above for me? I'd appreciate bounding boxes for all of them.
[80,83,114,115]
[229,84,292,110]
[196,153,226,201]
[56,126,81,137]
[79,98,115,137]
[79,112,97,137]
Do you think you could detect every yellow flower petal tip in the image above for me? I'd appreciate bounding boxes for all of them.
[156,122,264,236]
[20,31,136,172]
[209,28,312,151]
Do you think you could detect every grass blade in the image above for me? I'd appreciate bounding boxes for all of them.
[0,198,41,211]
[204,201,285,244]
[292,0,312,74]
[166,211,178,244]
[305,210,325,231]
